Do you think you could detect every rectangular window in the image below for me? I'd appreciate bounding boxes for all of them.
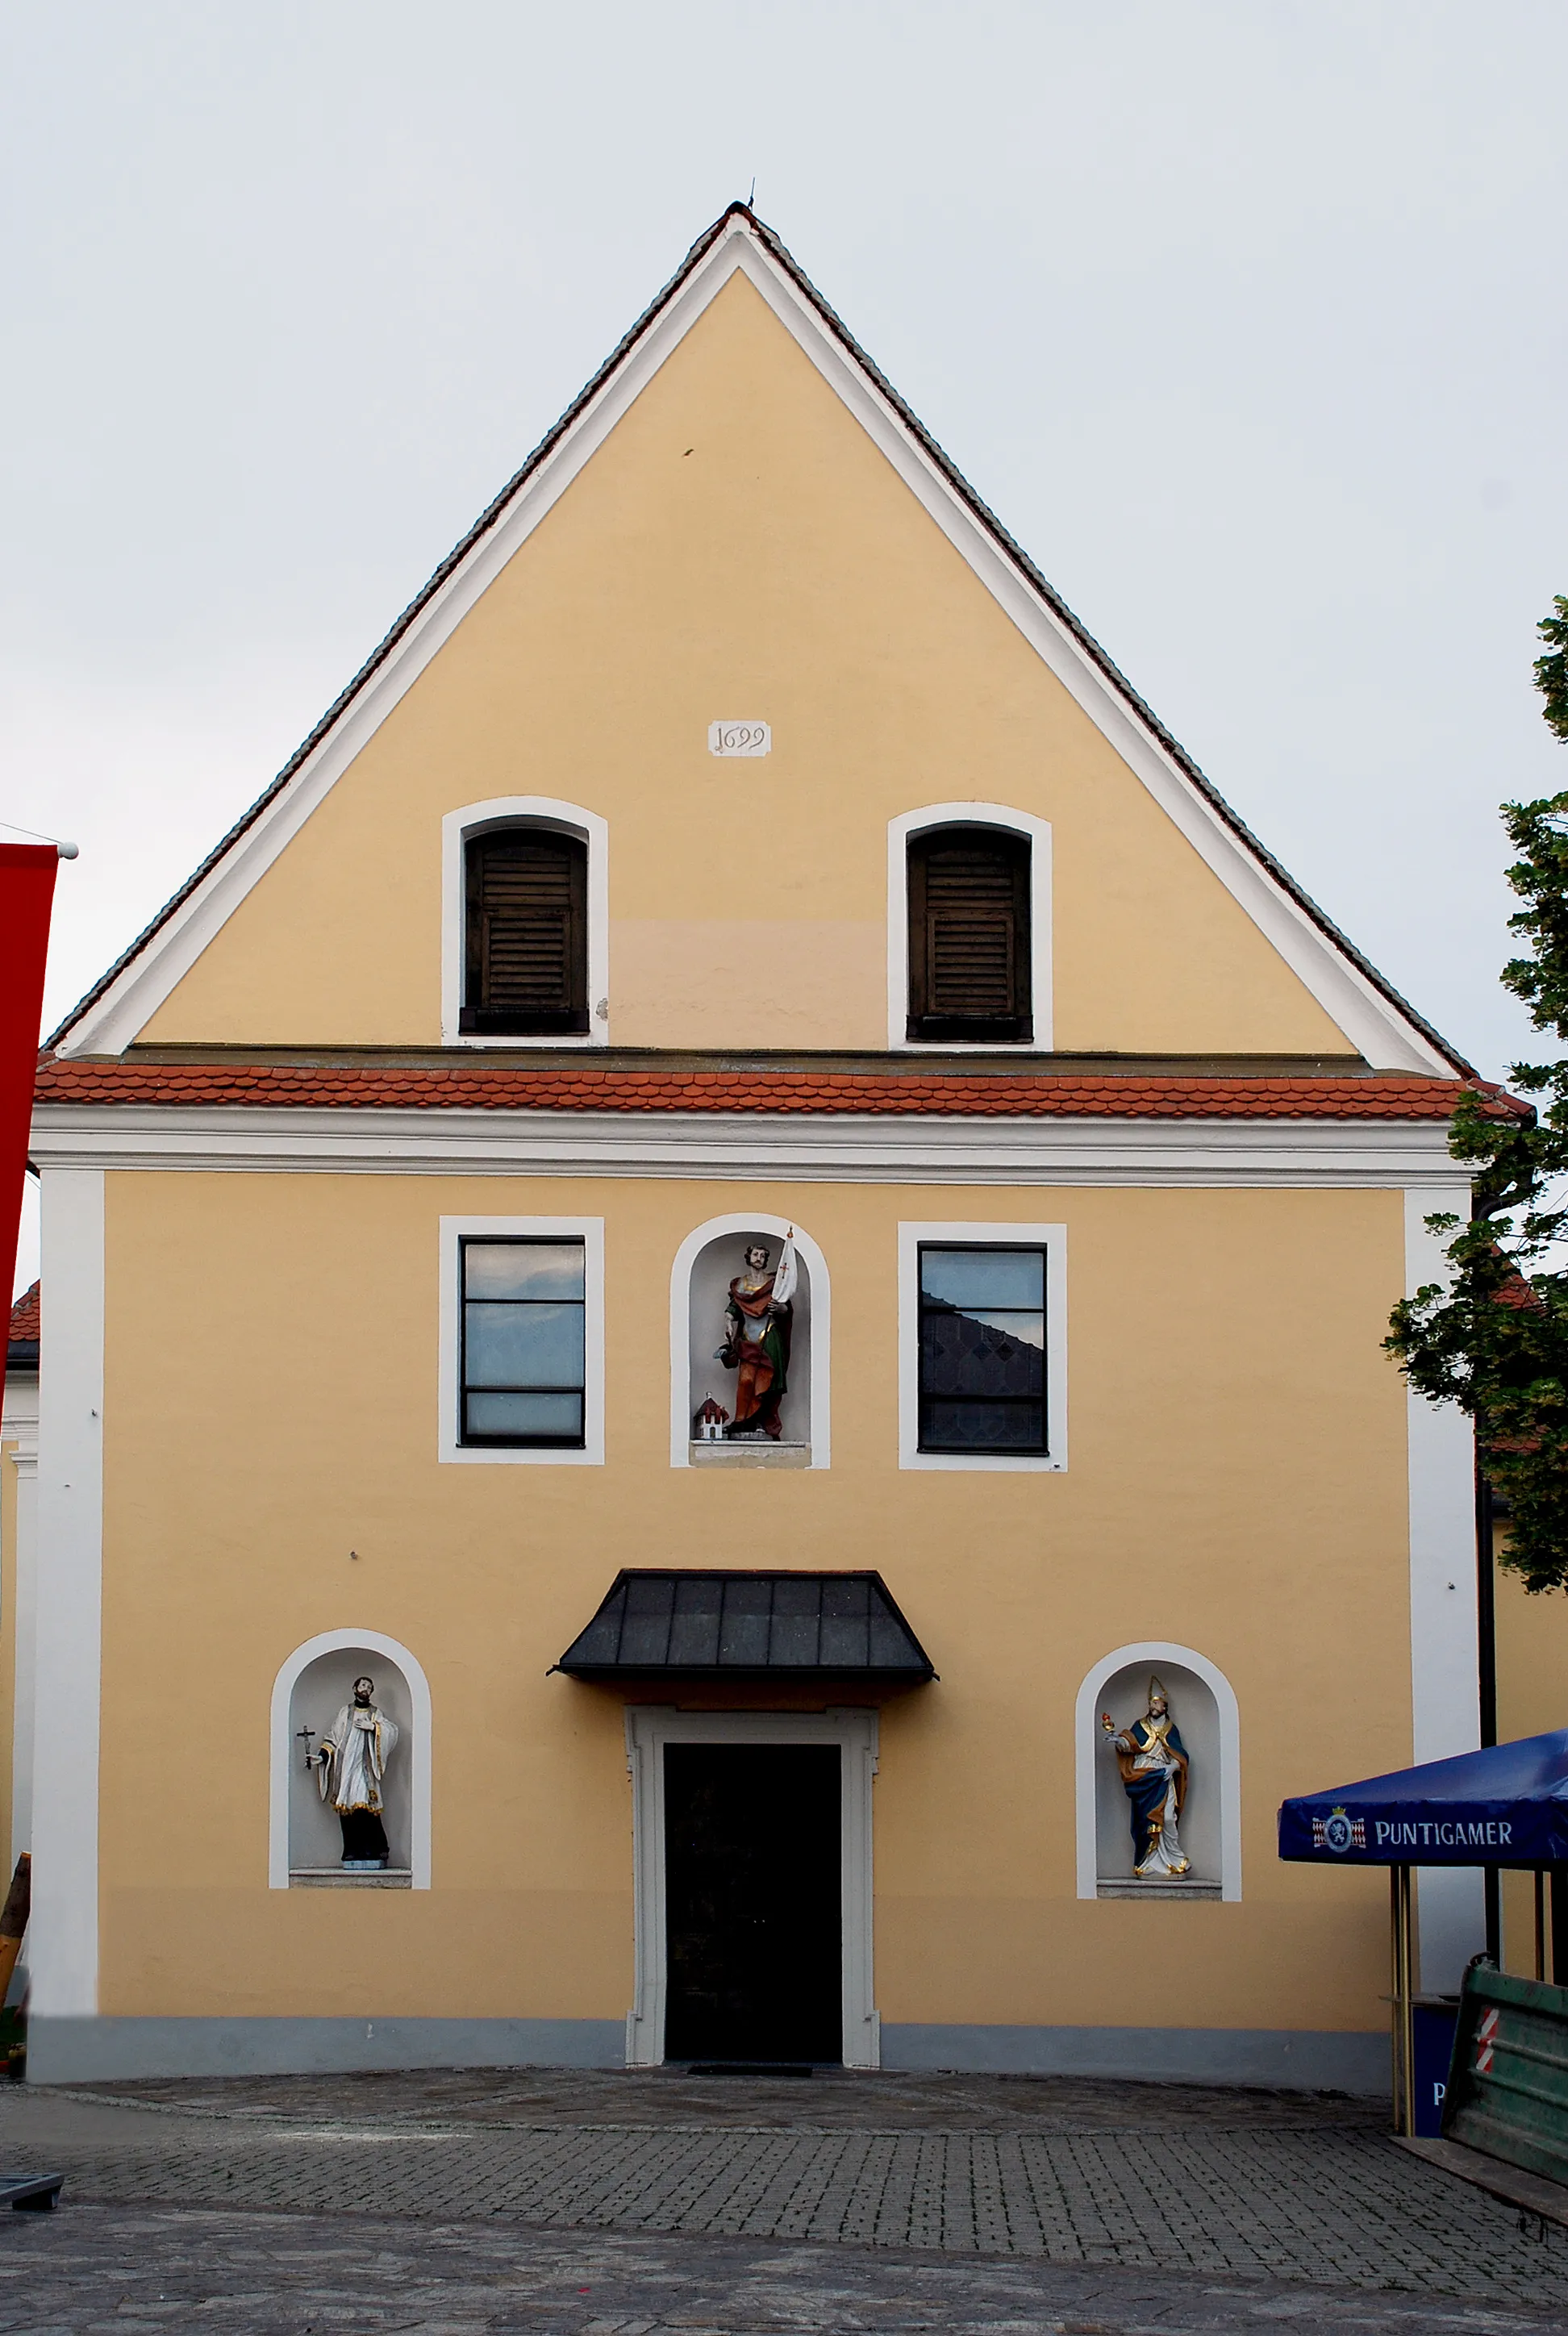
[916,1242,1047,1454]
[460,1237,586,1447]
[907,827,1032,1044]
[462,828,589,1035]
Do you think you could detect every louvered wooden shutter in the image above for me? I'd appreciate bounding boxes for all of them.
[907,828,1032,1042]
[461,829,589,1034]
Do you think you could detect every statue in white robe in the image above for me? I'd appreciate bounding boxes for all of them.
[313,1675,400,1867]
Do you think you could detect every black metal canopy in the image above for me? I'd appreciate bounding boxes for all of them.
[553,1571,936,1682]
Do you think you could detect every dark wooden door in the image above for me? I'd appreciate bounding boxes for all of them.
[663,1744,842,2064]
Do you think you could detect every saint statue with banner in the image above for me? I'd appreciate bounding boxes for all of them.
[716,1233,797,1440]
[1102,1677,1193,1879]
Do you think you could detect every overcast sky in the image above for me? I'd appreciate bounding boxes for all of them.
[6,2,1567,1295]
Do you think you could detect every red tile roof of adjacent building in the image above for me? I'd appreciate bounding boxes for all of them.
[9,1280,39,1345]
[31,1057,1528,1123]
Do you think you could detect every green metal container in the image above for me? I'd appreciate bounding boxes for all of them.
[1443,1962,1568,2185]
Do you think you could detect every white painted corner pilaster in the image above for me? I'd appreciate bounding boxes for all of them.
[1403,1184,1484,1990]
[6,1453,38,1864]
[29,1169,106,2017]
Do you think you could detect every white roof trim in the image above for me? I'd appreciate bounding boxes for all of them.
[55,212,1457,1074]
[28,1101,1467,1188]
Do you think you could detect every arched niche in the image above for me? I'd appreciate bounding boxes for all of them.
[1074,1642,1241,1902]
[269,1630,432,1888]
[669,1215,831,1467]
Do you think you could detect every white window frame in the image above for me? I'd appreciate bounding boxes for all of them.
[667,1212,832,1468]
[440,796,610,1048]
[438,1215,605,1466]
[1073,1641,1242,1902]
[887,803,1053,1053]
[623,1705,880,2069]
[898,1219,1067,1472]
[269,1629,434,1890]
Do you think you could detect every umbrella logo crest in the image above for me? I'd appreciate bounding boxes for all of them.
[1312,1807,1365,1853]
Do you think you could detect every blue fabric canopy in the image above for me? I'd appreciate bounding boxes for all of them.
[1278,1728,1568,1867]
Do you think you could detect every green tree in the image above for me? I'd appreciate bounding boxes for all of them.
[1385,597,1568,1592]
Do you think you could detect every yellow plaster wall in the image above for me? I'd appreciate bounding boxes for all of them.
[1495,1566,1568,1744]
[98,1169,1407,2037]
[1495,1566,1568,1977]
[141,273,1352,1059]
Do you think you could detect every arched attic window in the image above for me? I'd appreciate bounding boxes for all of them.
[461,825,589,1036]
[906,825,1032,1044]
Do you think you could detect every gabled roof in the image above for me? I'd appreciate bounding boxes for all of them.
[47,205,1469,1076]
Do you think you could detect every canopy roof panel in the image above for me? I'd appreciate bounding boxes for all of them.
[553,1570,935,1682]
[1278,1729,1568,1867]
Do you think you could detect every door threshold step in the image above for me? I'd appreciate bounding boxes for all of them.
[682,2062,819,2078]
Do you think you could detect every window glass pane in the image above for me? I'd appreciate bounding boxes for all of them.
[465,1301,585,1388]
[920,1398,1045,1452]
[920,1247,1043,1311]
[464,1241,584,1301]
[465,1390,583,1440]
[920,1312,1045,1400]
[964,1309,1044,1346]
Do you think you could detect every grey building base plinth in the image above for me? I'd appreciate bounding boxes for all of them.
[27,2016,1388,2094]
[26,2017,626,2084]
[880,2022,1388,2093]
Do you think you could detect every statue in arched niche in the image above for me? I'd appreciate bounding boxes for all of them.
[311,1675,400,1869]
[715,1234,797,1440]
[1101,1676,1192,1879]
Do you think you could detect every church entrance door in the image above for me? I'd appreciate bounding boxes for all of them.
[662,1743,842,2065]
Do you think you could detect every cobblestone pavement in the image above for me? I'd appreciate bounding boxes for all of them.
[0,2074,1566,2332]
[3,2207,1567,2336]
[77,2067,1391,2134]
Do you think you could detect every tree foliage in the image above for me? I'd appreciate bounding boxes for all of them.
[1537,594,1568,747]
[1385,598,1568,1592]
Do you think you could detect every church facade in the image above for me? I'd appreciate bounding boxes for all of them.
[6,206,1531,2084]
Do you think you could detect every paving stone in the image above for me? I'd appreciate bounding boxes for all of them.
[4,2071,1567,2328]
[1,2208,1566,2335]
[66,2068,1391,2134]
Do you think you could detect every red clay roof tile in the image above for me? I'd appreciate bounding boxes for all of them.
[8,1280,38,1344]
[30,1057,1527,1123]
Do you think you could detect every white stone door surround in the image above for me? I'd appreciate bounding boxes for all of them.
[623,1705,880,2069]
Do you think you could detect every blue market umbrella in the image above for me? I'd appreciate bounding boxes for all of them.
[1277,1728,1568,2136]
[1279,1729,1568,1868]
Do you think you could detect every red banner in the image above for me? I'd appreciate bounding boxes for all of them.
[0,844,60,1410]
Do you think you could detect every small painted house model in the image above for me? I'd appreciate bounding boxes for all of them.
[4,206,1550,2086]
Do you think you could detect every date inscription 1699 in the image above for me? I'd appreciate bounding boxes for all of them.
[707,721,771,757]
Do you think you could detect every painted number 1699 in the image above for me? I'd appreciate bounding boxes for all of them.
[708,721,771,757]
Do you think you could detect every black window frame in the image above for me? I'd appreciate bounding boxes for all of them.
[459,1234,587,1450]
[915,1239,1049,1458]
[461,824,590,1037]
[906,824,1032,1045]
